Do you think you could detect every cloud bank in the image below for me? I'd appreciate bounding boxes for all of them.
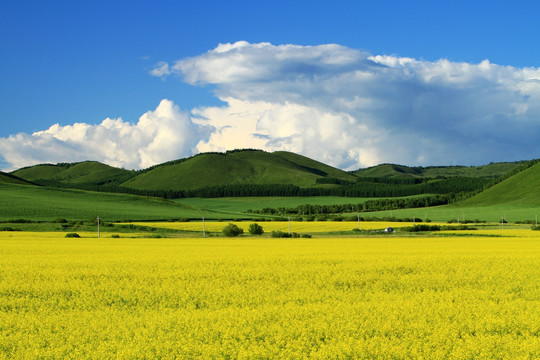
[2,41,540,171]
[0,99,207,170]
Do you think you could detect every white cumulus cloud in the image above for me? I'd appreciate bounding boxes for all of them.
[155,41,540,169]
[4,41,540,172]
[0,99,208,171]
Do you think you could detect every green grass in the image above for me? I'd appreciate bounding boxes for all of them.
[462,162,540,206]
[360,204,540,223]
[0,184,206,221]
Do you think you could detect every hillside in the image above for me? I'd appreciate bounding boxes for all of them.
[9,150,528,200]
[461,161,540,206]
[353,161,524,178]
[0,171,36,185]
[12,161,134,185]
[121,149,357,191]
[0,183,205,221]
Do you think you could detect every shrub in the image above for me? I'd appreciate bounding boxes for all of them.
[404,224,441,232]
[111,234,120,238]
[271,231,303,238]
[0,227,20,231]
[65,233,80,238]
[222,223,243,237]
[248,223,264,235]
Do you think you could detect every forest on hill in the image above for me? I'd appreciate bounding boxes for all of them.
[8,149,536,202]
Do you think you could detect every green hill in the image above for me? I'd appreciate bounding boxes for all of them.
[354,164,422,178]
[122,149,357,191]
[13,161,134,185]
[461,161,540,206]
[0,171,36,185]
[353,162,523,179]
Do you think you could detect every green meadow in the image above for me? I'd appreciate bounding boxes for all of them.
[0,184,204,221]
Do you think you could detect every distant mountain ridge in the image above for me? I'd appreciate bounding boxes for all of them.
[11,150,357,192]
[353,161,525,178]
[10,149,529,199]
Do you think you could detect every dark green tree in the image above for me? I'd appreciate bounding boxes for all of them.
[248,223,264,235]
[222,223,243,237]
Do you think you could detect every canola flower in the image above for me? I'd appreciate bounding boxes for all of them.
[0,232,539,359]
[128,221,425,233]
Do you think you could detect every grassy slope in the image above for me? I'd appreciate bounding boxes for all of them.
[12,164,64,180]
[13,161,133,184]
[0,171,36,185]
[461,162,540,206]
[0,183,207,221]
[122,150,355,191]
[354,162,523,178]
[272,151,357,181]
[354,164,421,178]
[360,163,540,222]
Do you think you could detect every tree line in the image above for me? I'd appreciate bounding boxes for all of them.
[33,176,491,199]
[247,194,454,216]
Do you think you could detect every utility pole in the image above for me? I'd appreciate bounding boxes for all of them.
[288,217,291,234]
[202,216,206,238]
[357,213,360,230]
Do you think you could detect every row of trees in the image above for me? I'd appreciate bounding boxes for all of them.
[248,194,455,216]
[33,177,489,200]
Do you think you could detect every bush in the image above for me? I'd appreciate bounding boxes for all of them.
[65,233,80,238]
[248,223,264,235]
[111,234,120,238]
[404,224,441,232]
[222,223,243,237]
[271,231,303,238]
[0,227,20,231]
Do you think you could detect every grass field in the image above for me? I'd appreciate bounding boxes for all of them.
[364,203,540,223]
[0,184,206,221]
[1,231,539,359]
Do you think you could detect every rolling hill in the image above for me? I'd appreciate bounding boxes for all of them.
[461,161,540,206]
[3,150,540,222]
[9,149,531,204]
[353,162,524,178]
[121,149,357,191]
[0,171,36,185]
[12,161,134,185]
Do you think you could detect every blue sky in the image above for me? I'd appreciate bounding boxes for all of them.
[2,0,540,170]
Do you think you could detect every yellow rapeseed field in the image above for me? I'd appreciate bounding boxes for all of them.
[129,220,424,233]
[1,231,539,359]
